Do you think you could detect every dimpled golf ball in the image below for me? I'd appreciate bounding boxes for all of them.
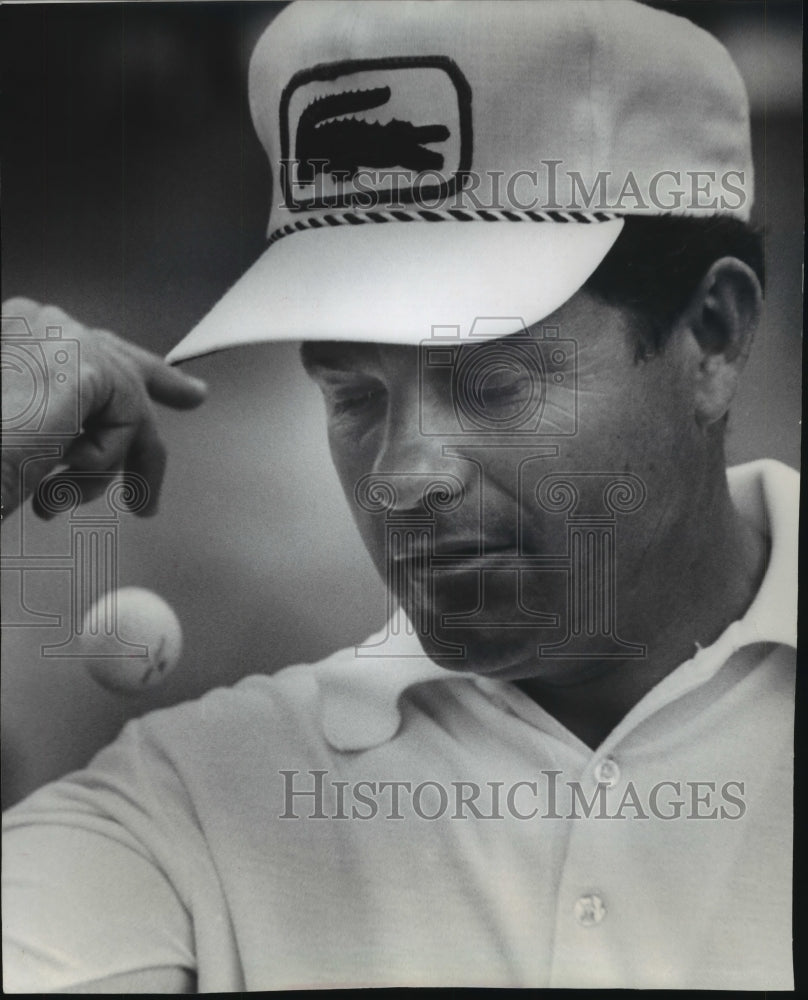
[82,587,183,694]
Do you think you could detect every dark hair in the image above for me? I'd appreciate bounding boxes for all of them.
[583,215,764,360]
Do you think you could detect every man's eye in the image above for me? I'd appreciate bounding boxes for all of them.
[479,373,532,404]
[330,386,385,416]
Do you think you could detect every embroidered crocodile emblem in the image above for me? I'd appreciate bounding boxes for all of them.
[295,86,450,184]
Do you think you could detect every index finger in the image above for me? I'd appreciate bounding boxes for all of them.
[144,360,208,410]
[100,334,209,409]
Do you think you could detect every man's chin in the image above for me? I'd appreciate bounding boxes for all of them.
[411,620,547,676]
[397,580,566,675]
[414,626,633,689]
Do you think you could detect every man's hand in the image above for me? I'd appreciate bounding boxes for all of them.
[1,298,207,520]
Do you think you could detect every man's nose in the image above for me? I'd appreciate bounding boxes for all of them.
[369,393,465,515]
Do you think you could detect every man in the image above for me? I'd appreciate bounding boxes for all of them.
[1,0,797,991]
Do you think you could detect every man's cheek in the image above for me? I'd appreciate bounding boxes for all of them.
[349,509,389,575]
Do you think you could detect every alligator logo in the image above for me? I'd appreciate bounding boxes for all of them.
[295,86,450,184]
[280,57,472,209]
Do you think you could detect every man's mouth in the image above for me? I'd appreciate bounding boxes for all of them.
[388,536,568,581]
[391,541,522,570]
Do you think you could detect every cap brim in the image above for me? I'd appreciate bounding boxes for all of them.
[166,219,623,364]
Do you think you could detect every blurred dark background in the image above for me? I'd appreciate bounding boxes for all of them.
[1,1,802,807]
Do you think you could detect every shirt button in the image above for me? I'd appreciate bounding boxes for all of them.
[594,757,620,787]
[574,893,607,927]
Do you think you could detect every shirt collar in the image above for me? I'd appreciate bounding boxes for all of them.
[315,459,798,752]
[725,459,798,649]
[313,629,469,751]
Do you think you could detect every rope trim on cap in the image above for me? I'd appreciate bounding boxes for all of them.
[267,207,620,248]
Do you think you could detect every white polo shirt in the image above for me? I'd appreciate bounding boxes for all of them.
[2,460,797,991]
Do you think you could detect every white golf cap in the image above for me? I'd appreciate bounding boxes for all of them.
[167,0,752,364]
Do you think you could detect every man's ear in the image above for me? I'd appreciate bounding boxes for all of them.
[680,256,762,428]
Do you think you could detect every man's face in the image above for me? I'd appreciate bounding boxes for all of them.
[303,289,701,682]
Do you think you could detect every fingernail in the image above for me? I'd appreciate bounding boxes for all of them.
[185,375,208,391]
